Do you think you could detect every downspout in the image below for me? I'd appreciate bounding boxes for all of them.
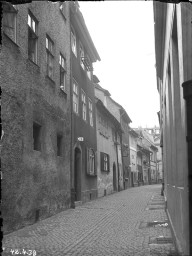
[115,130,120,192]
[69,5,75,209]
[182,80,192,255]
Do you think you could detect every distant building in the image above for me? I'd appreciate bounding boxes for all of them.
[95,98,122,197]
[154,2,192,255]
[1,2,71,233]
[129,129,139,186]
[70,2,100,203]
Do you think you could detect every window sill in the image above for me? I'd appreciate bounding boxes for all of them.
[28,58,40,70]
[3,32,19,48]
[59,87,67,96]
[60,10,67,21]
[46,75,55,85]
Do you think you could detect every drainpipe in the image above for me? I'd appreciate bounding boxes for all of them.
[115,131,120,192]
[182,80,192,255]
[69,5,75,209]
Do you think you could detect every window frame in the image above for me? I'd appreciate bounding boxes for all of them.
[86,55,92,80]
[59,53,67,92]
[87,148,96,176]
[79,42,85,70]
[73,79,79,114]
[28,11,38,64]
[71,27,77,57]
[88,98,93,127]
[46,35,54,80]
[100,152,110,172]
[81,90,87,121]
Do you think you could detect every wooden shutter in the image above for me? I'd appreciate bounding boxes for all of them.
[86,147,90,175]
[107,154,110,172]
[94,151,97,175]
[100,152,104,172]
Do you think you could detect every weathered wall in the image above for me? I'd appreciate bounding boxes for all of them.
[96,109,118,197]
[70,9,98,203]
[155,3,190,255]
[1,2,71,233]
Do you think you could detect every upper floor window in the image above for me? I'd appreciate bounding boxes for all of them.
[59,54,66,92]
[81,90,87,121]
[73,79,79,114]
[88,99,93,127]
[79,42,84,69]
[46,35,54,79]
[86,55,92,80]
[28,12,38,64]
[3,3,17,43]
[71,27,77,57]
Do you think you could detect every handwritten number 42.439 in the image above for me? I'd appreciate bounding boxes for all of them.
[10,249,37,255]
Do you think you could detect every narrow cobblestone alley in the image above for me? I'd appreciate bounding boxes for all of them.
[2,185,178,256]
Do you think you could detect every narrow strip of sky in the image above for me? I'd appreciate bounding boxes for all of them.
[79,1,160,128]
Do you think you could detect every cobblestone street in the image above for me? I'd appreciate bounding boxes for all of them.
[3,184,178,256]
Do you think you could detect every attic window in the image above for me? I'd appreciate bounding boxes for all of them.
[81,57,93,71]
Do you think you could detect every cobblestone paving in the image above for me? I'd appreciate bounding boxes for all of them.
[2,185,178,256]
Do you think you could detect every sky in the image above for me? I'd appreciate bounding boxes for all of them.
[79,1,160,128]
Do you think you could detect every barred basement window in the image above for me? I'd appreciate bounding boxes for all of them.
[3,3,17,43]
[28,11,38,63]
[57,134,63,156]
[33,123,41,151]
[46,35,54,79]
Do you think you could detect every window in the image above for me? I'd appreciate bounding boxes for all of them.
[86,55,92,80]
[3,3,17,43]
[59,54,66,92]
[57,134,63,156]
[46,35,54,79]
[59,2,67,19]
[88,99,93,127]
[33,122,41,151]
[100,152,110,172]
[79,43,84,69]
[73,79,79,114]
[87,148,95,175]
[71,27,77,56]
[81,90,87,121]
[28,12,38,63]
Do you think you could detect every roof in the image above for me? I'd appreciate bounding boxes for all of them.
[94,83,111,96]
[70,2,101,62]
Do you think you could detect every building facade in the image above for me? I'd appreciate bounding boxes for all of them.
[1,1,71,233]
[70,2,100,203]
[95,98,122,197]
[154,2,192,255]
[94,83,125,191]
[129,129,139,186]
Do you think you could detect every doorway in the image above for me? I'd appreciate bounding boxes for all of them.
[113,163,117,191]
[74,147,81,201]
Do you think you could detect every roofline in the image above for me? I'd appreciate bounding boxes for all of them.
[70,2,101,62]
